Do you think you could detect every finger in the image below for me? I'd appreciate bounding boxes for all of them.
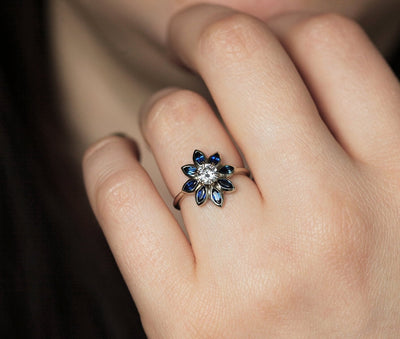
[168,4,348,197]
[140,88,263,263]
[268,12,400,168]
[82,135,194,317]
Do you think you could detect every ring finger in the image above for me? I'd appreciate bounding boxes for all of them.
[140,88,262,262]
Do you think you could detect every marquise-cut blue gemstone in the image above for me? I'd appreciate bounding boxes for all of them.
[218,179,234,191]
[196,186,207,205]
[182,179,198,193]
[209,153,220,165]
[182,165,197,177]
[211,188,222,206]
[219,165,234,175]
[193,150,206,165]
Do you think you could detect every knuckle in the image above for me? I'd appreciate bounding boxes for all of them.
[290,173,373,287]
[145,89,206,140]
[95,168,141,224]
[292,13,364,51]
[252,272,298,319]
[307,189,372,282]
[198,13,263,65]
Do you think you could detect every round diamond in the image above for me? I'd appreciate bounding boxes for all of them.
[197,164,218,185]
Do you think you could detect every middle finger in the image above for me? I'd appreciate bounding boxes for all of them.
[168,4,348,197]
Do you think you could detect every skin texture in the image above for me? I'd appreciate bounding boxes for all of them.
[50,0,400,337]
[51,0,400,219]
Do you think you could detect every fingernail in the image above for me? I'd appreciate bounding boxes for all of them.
[165,49,194,73]
[108,132,141,161]
[110,132,128,138]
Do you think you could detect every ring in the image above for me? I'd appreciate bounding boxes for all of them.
[173,150,250,210]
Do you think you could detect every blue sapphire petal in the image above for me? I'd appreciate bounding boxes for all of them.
[182,179,198,193]
[182,165,197,177]
[211,188,223,207]
[219,165,234,175]
[209,153,221,165]
[218,179,234,191]
[195,186,207,205]
[193,150,206,165]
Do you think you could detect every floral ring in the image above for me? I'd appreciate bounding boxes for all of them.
[173,150,251,210]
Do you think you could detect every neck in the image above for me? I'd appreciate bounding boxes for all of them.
[50,0,205,162]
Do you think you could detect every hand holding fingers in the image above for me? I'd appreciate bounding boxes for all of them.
[83,4,400,337]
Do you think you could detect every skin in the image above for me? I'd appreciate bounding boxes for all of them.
[51,0,400,337]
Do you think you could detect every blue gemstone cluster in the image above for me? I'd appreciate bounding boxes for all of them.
[181,150,236,207]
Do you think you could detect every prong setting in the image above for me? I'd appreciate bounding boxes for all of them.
[179,150,241,207]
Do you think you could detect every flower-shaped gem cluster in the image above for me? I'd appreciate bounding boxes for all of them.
[181,150,235,207]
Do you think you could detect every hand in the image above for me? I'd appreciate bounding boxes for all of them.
[82,4,400,337]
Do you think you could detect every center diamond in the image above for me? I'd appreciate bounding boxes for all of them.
[197,163,218,185]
